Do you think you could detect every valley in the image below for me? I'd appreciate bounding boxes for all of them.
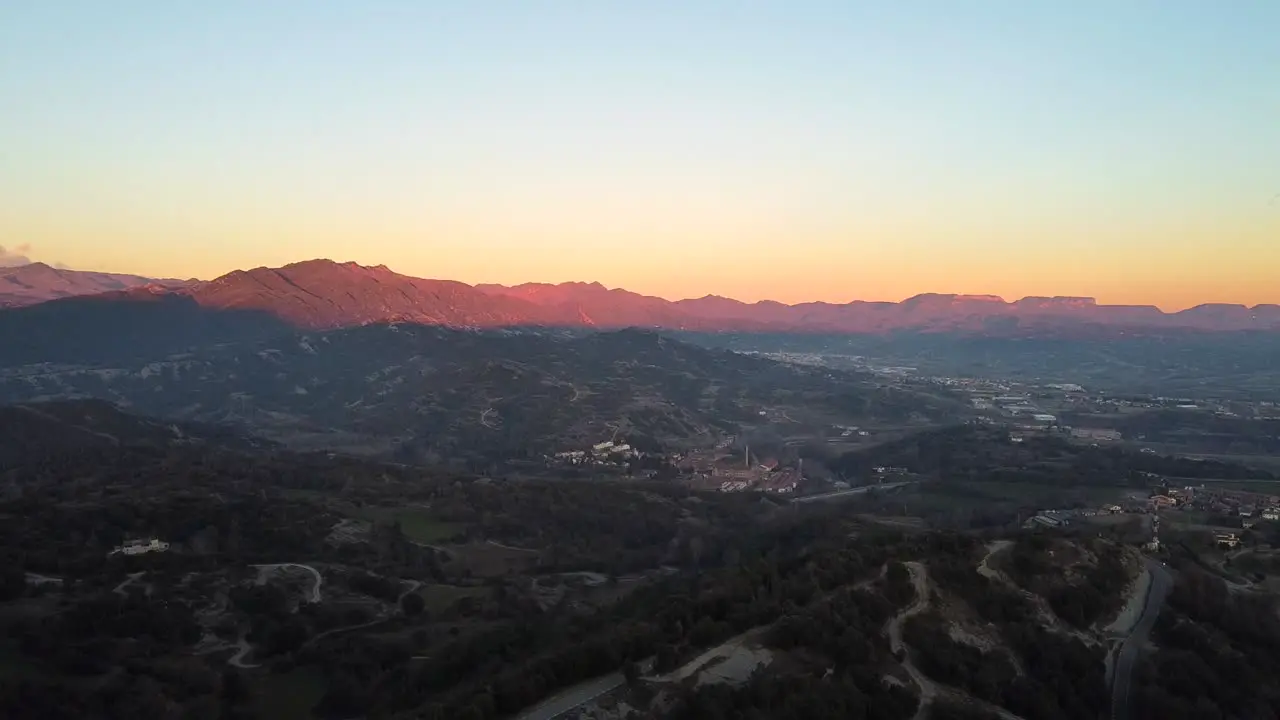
[1,259,1279,720]
[4,1,1275,716]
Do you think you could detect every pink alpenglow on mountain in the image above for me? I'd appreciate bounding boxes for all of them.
[4,259,1279,336]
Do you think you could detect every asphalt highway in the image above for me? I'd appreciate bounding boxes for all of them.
[790,481,915,503]
[1111,558,1173,720]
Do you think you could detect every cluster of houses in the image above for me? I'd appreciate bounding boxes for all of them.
[1023,503,1127,529]
[1215,532,1242,549]
[1008,424,1123,444]
[677,448,803,494]
[835,424,871,438]
[712,463,801,494]
[1148,486,1280,524]
[550,440,639,466]
[1024,511,1072,529]
[1145,486,1280,548]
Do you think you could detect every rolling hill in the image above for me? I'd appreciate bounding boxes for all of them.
[0,399,273,469]
[0,326,965,464]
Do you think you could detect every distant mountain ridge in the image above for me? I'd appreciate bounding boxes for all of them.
[1,259,1278,365]
[0,262,190,307]
[477,278,1280,333]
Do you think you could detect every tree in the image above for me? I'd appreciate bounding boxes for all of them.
[401,591,426,617]
[623,660,640,687]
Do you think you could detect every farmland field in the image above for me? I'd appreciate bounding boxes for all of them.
[254,665,326,720]
[351,506,468,545]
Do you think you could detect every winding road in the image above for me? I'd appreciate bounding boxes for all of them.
[1111,558,1173,720]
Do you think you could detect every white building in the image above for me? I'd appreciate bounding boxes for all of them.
[110,538,170,556]
[1025,515,1062,529]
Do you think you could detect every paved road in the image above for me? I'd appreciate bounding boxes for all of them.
[790,481,916,504]
[511,658,654,720]
[1111,559,1173,720]
[511,671,627,720]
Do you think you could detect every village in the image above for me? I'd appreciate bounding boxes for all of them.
[673,443,802,494]
[1022,478,1280,556]
[543,436,808,494]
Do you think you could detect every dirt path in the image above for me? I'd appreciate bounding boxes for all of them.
[112,572,146,597]
[252,563,322,603]
[511,564,892,720]
[647,627,771,685]
[857,563,888,590]
[977,540,1013,581]
[16,405,121,445]
[398,579,422,604]
[487,540,538,553]
[887,562,937,720]
[976,540,1096,647]
[227,637,258,669]
[305,616,389,647]
[194,633,260,669]
[890,558,1031,720]
[24,572,64,586]
[301,576,420,648]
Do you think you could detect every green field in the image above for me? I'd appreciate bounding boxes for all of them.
[922,480,1127,505]
[446,542,541,578]
[0,639,41,681]
[1185,478,1280,494]
[254,666,326,720]
[352,506,467,544]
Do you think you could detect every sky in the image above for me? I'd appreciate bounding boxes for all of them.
[2,2,1278,310]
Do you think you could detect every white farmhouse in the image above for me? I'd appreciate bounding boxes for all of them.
[109,538,171,557]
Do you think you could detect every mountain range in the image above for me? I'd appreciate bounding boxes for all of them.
[0,262,189,307]
[1,259,1277,363]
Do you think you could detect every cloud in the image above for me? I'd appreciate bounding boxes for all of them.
[0,244,33,267]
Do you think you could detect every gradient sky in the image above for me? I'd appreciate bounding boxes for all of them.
[3,2,1278,309]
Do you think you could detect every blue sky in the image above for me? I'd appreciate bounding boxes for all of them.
[2,1,1277,307]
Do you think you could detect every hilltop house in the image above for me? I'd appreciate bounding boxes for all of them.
[1215,533,1241,549]
[109,538,170,557]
